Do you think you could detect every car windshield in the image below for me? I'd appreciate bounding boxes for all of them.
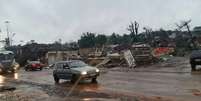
[29,61,40,64]
[68,61,88,68]
[0,53,14,61]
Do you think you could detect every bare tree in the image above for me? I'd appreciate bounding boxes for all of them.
[127,21,139,43]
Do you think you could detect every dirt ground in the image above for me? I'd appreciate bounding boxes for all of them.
[0,56,201,101]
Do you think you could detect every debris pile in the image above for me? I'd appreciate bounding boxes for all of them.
[152,47,175,61]
[130,44,153,64]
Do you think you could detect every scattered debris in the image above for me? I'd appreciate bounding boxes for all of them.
[131,44,153,64]
[123,50,136,68]
[153,47,174,58]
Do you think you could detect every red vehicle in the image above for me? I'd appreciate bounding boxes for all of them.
[25,61,43,71]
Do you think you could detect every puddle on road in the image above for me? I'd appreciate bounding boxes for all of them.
[188,89,201,96]
[0,73,19,85]
[14,73,18,79]
[0,75,5,84]
[191,69,201,75]
[82,98,92,101]
[76,83,101,92]
[58,81,102,92]
[82,97,115,101]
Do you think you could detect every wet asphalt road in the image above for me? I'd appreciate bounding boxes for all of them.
[0,57,201,101]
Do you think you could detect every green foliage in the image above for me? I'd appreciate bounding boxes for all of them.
[136,33,146,43]
[77,32,139,48]
[108,33,121,45]
[121,34,132,45]
[95,34,107,47]
[78,32,96,48]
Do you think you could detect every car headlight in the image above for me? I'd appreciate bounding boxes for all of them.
[96,69,100,72]
[81,71,87,75]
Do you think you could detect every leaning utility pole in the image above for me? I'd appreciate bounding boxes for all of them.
[175,20,197,49]
[176,20,192,37]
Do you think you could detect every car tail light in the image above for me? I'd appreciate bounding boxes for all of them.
[37,64,41,67]
[32,64,36,67]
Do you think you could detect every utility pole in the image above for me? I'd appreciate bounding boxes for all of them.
[175,20,197,49]
[0,28,4,47]
[176,20,192,37]
[5,21,10,47]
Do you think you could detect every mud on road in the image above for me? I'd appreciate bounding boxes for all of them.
[0,57,201,101]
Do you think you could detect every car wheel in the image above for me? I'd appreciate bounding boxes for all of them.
[54,75,59,83]
[25,67,29,71]
[191,64,196,71]
[91,77,97,83]
[11,69,16,73]
[71,75,78,83]
[39,68,43,71]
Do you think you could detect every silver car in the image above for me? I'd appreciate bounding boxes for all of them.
[53,60,100,83]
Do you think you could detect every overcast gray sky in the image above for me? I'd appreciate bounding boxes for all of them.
[0,0,200,44]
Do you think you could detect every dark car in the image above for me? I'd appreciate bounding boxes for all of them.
[190,50,201,71]
[0,50,19,73]
[25,61,43,71]
[53,60,100,83]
